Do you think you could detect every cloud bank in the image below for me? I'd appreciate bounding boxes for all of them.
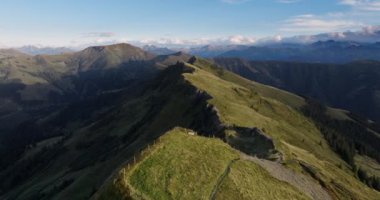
[340,0,380,11]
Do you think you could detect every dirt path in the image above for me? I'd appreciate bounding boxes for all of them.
[209,158,239,200]
[241,153,332,200]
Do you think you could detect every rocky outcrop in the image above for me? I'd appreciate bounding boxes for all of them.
[226,126,281,160]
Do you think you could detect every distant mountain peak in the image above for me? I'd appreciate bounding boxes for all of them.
[142,45,176,55]
[104,43,137,49]
[82,43,151,55]
[73,43,155,71]
[16,45,73,55]
[172,51,187,56]
[85,43,142,52]
[311,40,364,49]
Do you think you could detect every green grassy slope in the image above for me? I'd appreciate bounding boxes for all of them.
[98,128,310,200]
[215,58,380,123]
[185,60,341,162]
[194,58,306,109]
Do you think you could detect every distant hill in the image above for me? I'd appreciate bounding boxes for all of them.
[16,45,74,55]
[188,44,249,58]
[218,41,380,63]
[142,45,176,55]
[0,43,188,141]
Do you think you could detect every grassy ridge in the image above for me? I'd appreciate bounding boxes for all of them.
[99,128,309,200]
[99,59,380,200]
[128,128,238,200]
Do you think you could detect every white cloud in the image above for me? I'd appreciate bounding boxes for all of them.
[280,14,362,33]
[129,35,256,48]
[227,35,256,44]
[64,35,257,50]
[339,0,380,11]
[5,25,380,50]
[82,32,116,38]
[361,25,380,34]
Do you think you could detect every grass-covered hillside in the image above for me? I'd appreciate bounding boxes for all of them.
[215,57,380,123]
[97,128,310,200]
[185,58,380,199]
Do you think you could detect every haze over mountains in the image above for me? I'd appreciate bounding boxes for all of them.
[138,26,380,51]
[135,28,380,63]
[3,26,380,58]
[16,46,74,55]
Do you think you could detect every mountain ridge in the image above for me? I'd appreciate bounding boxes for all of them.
[218,40,380,64]
[93,57,380,199]
[0,43,379,199]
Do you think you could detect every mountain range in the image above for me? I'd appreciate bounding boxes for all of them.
[0,43,379,200]
[221,40,380,63]
[275,26,380,44]
[142,45,176,55]
[140,40,380,64]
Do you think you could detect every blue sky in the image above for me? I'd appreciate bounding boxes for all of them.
[0,0,379,47]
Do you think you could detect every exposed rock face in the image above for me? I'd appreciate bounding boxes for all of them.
[188,56,197,64]
[250,127,272,140]
[226,126,281,160]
